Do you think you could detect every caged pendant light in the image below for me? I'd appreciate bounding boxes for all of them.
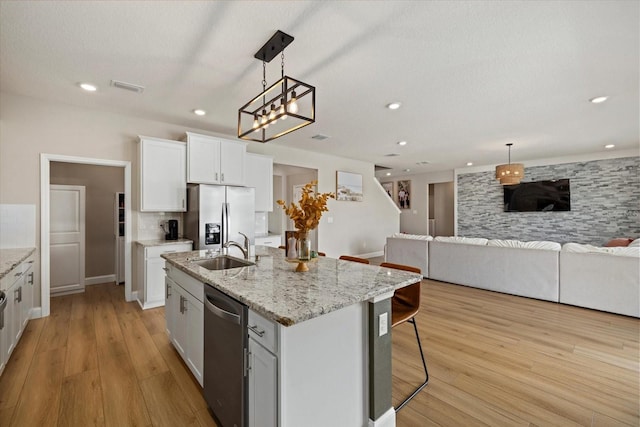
[495,143,525,185]
[238,30,316,143]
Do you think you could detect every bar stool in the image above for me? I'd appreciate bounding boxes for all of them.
[379,262,429,411]
[339,255,370,264]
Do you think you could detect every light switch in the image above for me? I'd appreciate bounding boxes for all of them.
[327,216,334,223]
[379,312,388,336]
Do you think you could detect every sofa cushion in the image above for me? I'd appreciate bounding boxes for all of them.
[562,242,640,257]
[434,236,488,245]
[390,233,433,241]
[487,239,561,251]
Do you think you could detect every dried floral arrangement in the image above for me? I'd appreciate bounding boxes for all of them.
[276,180,335,234]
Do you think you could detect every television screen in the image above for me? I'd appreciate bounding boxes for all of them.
[504,179,570,212]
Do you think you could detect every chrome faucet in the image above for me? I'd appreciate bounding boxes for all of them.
[223,232,250,260]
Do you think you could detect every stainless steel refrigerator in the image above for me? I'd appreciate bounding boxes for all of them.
[185,184,255,258]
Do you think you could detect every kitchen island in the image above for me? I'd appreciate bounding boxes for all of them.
[162,246,422,427]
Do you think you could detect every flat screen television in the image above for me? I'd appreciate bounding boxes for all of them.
[504,179,570,212]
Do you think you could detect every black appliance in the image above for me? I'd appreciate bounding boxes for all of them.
[204,285,248,427]
[166,219,179,240]
[504,179,571,212]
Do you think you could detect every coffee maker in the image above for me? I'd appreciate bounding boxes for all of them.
[166,219,179,240]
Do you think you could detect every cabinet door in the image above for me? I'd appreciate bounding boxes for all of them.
[187,133,221,184]
[140,137,186,212]
[11,279,24,346]
[245,154,273,212]
[145,256,166,307]
[170,284,188,359]
[165,277,176,339]
[219,139,246,186]
[184,292,204,387]
[249,338,278,427]
[21,265,33,330]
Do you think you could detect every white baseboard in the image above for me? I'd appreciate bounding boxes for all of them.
[131,291,139,304]
[30,306,43,319]
[357,250,384,259]
[85,274,116,286]
[369,407,395,427]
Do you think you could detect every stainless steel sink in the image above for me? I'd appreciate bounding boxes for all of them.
[192,255,255,271]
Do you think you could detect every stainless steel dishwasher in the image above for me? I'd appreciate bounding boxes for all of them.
[203,285,248,427]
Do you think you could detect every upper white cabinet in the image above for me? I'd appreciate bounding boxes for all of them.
[186,132,246,186]
[139,136,187,212]
[245,153,273,212]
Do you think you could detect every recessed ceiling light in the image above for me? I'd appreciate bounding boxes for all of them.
[385,172,391,176]
[79,83,97,92]
[397,141,407,146]
[386,102,401,110]
[589,96,608,104]
[466,162,473,166]
[605,144,615,149]
[193,109,206,116]
[404,168,411,172]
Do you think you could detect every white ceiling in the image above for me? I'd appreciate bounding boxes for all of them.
[1,1,638,178]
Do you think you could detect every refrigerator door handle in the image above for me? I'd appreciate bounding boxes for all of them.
[224,202,229,245]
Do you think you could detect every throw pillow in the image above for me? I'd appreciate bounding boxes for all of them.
[604,238,633,247]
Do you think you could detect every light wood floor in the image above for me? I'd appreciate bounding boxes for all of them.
[0,280,638,426]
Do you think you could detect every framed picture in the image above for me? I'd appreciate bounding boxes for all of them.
[397,180,411,209]
[382,182,394,200]
[336,171,363,202]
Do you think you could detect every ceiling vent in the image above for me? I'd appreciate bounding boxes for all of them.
[416,161,430,165]
[311,134,330,141]
[384,153,399,157]
[110,79,145,93]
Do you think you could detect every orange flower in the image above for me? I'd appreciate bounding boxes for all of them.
[276,180,335,233]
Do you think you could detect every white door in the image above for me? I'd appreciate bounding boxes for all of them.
[50,184,86,295]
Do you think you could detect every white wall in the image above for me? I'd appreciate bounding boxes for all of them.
[0,92,399,309]
[380,170,454,235]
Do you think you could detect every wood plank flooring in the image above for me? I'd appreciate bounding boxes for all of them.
[0,279,638,426]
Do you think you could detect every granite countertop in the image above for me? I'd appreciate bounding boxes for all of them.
[162,246,422,327]
[135,238,193,247]
[0,247,36,280]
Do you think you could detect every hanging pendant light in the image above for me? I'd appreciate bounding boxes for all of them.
[238,30,316,143]
[495,143,525,185]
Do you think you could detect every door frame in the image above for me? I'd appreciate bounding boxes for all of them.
[40,154,132,318]
[50,184,86,294]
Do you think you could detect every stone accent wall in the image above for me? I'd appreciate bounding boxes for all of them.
[457,157,640,245]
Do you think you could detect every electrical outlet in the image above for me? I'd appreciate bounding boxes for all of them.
[327,216,334,224]
[379,312,388,336]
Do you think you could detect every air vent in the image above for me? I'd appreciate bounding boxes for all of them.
[110,79,145,93]
[311,134,330,141]
[384,153,399,157]
[416,161,430,165]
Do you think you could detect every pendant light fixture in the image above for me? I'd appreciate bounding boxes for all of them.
[495,143,525,185]
[238,30,316,143]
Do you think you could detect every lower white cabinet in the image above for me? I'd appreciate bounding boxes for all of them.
[137,242,192,310]
[249,337,278,427]
[165,266,204,387]
[0,255,34,377]
[248,309,279,427]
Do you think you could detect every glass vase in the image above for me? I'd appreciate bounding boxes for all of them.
[297,231,311,261]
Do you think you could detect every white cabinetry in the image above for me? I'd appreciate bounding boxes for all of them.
[245,153,273,212]
[0,255,34,377]
[186,132,247,186]
[139,136,187,212]
[255,235,282,248]
[136,242,192,310]
[165,264,204,386]
[248,309,278,427]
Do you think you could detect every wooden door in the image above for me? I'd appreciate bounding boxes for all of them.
[50,184,85,295]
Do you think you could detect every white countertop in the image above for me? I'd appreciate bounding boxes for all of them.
[162,246,421,327]
[135,238,193,247]
[0,247,36,280]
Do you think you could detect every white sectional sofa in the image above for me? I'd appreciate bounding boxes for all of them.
[428,237,561,302]
[559,242,640,317]
[384,233,432,276]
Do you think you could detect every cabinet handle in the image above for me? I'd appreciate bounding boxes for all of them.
[28,260,34,264]
[19,287,22,302]
[14,288,20,302]
[180,296,185,314]
[162,267,169,272]
[221,173,225,182]
[215,172,219,181]
[14,272,21,277]
[248,324,265,337]
[166,283,171,299]
[182,199,185,209]
[28,272,34,285]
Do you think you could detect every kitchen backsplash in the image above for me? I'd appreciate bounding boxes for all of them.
[255,212,268,236]
[137,212,184,241]
[0,204,36,248]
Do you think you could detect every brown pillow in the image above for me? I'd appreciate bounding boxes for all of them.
[604,238,633,247]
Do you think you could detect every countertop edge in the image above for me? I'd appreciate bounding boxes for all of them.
[0,247,36,280]
[135,238,193,247]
